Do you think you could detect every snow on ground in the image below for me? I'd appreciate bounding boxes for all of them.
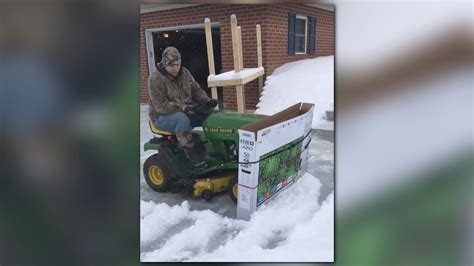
[141,56,334,261]
[256,56,334,127]
[141,174,333,262]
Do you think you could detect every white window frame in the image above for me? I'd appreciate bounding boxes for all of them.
[295,14,308,54]
[144,22,220,74]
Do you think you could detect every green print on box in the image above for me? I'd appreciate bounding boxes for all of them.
[257,137,304,205]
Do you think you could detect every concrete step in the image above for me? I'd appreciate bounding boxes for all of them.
[325,110,334,121]
[314,120,334,142]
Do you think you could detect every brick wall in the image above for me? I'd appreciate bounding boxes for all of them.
[262,4,334,75]
[140,4,334,110]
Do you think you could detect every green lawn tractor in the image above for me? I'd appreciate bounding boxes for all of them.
[143,111,267,202]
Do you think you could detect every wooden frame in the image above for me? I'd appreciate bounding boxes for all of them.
[205,14,264,113]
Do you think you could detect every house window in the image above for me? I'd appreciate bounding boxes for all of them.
[289,13,315,55]
[294,15,307,54]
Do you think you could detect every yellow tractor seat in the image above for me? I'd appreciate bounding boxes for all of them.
[148,120,175,135]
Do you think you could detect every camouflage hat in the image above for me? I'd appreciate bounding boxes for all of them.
[161,46,181,66]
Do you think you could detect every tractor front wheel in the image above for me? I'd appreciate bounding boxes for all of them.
[143,154,171,192]
[228,176,238,204]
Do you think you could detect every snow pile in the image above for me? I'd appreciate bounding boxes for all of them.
[141,201,194,243]
[256,56,334,127]
[141,173,333,262]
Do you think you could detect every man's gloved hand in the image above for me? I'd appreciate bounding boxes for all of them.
[182,104,194,115]
[206,98,218,108]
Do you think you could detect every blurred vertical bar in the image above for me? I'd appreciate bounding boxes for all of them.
[1,0,140,265]
[331,1,473,266]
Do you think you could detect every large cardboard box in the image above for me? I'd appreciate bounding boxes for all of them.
[237,102,314,220]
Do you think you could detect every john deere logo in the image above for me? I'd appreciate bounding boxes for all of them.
[204,128,235,133]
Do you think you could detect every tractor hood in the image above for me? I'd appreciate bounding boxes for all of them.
[202,111,268,133]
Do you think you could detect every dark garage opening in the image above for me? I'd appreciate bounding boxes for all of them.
[152,26,222,107]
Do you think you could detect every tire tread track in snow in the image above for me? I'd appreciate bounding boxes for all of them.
[261,229,289,250]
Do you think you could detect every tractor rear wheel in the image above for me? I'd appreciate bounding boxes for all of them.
[143,154,171,192]
[228,176,238,204]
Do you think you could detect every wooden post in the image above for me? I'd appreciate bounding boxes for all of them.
[230,15,240,73]
[237,26,244,71]
[256,24,264,96]
[236,85,245,113]
[236,26,246,112]
[204,18,219,110]
[231,14,245,113]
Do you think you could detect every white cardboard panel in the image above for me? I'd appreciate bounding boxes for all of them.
[237,103,314,220]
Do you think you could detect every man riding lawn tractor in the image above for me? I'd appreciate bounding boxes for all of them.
[144,46,267,201]
[148,47,217,168]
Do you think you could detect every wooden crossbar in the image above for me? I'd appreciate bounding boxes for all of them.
[205,14,265,113]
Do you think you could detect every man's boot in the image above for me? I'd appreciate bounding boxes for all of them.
[176,132,207,169]
[183,147,207,168]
